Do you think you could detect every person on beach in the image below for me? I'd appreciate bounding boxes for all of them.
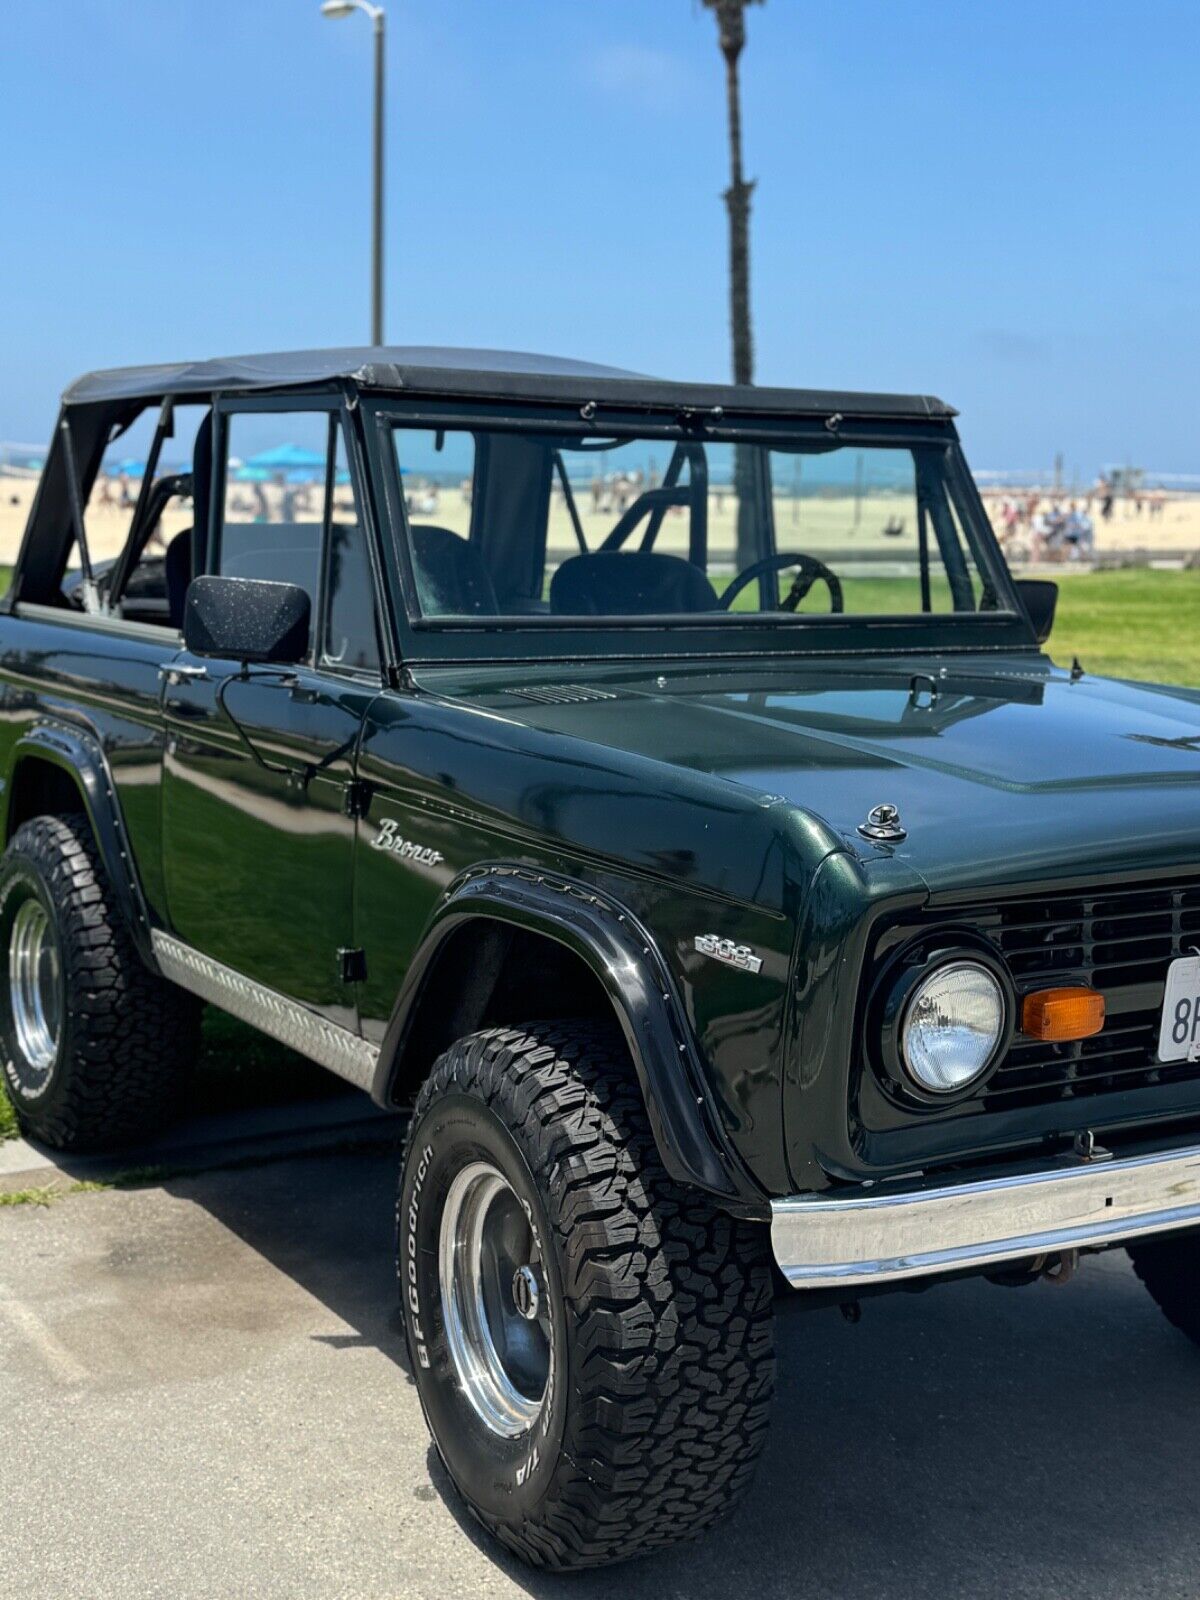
[1064,501,1094,560]
[1002,497,1019,544]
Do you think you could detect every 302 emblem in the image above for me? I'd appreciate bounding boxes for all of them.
[693,934,763,975]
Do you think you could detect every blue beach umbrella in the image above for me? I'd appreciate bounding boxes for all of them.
[245,444,326,471]
[284,468,353,485]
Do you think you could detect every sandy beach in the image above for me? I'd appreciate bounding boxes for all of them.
[2,469,1197,571]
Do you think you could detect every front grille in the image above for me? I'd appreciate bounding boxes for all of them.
[954,878,1200,1110]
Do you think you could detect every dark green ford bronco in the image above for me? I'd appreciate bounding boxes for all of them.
[4,348,1200,1569]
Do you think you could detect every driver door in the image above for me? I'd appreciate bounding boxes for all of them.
[160,397,384,1027]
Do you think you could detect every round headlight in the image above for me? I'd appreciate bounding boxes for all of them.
[901,960,1006,1094]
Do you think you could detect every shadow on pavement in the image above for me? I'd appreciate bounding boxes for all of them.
[1,1012,393,1191]
[166,1145,414,1375]
[169,1145,1200,1600]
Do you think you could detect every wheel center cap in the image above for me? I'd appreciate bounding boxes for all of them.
[512,1264,540,1321]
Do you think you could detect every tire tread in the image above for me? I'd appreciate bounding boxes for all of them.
[403,1018,775,1570]
[3,813,198,1150]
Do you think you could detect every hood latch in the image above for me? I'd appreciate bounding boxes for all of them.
[858,802,907,844]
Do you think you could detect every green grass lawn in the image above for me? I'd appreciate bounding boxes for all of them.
[0,1087,16,1141]
[0,568,1197,1144]
[1047,570,1200,686]
[726,569,1200,688]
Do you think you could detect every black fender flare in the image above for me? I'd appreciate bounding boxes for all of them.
[373,865,768,1214]
[1,722,156,968]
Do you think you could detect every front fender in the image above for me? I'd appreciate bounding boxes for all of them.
[374,864,769,1215]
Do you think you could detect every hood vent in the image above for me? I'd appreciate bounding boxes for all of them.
[504,684,620,706]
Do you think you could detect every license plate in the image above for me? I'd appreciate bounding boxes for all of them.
[1158,955,1200,1064]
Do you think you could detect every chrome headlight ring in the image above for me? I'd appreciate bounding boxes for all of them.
[873,943,1015,1107]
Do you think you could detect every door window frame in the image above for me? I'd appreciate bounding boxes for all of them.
[210,390,393,682]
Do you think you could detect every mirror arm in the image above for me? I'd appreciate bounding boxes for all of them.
[214,665,298,781]
[213,663,354,793]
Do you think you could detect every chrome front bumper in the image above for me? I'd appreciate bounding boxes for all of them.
[771,1143,1200,1290]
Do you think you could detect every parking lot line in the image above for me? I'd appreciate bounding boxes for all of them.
[0,1281,91,1385]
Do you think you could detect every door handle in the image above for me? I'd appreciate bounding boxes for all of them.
[159,663,208,684]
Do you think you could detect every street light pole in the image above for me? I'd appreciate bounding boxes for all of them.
[321,0,386,346]
[371,6,385,347]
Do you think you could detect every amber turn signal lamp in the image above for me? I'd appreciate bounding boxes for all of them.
[1021,987,1106,1042]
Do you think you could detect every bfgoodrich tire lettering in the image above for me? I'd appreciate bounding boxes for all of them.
[397,1019,776,1570]
[0,814,199,1151]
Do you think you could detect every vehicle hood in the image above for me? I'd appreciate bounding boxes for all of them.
[423,654,1200,895]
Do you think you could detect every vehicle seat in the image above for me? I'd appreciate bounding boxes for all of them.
[411,525,498,615]
[219,525,322,604]
[550,551,719,616]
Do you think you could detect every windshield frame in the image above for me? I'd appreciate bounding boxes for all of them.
[363,395,1036,666]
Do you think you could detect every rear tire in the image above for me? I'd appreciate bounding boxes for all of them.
[397,1019,775,1571]
[0,813,199,1151]
[1128,1232,1200,1347]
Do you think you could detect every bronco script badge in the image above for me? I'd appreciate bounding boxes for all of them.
[694,934,763,975]
[370,818,444,868]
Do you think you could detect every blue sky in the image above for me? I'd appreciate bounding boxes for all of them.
[2,0,1198,477]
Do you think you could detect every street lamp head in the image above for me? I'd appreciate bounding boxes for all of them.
[320,0,384,18]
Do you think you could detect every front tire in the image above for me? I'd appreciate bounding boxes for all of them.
[1128,1231,1200,1346]
[0,813,199,1150]
[398,1020,775,1570]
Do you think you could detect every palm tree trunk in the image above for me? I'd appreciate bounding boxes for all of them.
[722,43,755,389]
[707,0,761,571]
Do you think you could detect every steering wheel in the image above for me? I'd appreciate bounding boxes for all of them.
[718,551,844,613]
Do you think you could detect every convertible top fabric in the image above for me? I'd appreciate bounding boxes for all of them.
[62,346,956,420]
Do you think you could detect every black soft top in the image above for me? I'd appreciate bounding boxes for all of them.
[62,345,956,420]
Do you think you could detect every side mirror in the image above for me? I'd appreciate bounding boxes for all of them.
[183,575,310,664]
[1015,577,1058,645]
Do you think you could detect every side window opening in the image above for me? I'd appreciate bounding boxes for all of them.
[218,412,329,609]
[391,428,481,616]
[217,408,380,674]
[60,401,210,629]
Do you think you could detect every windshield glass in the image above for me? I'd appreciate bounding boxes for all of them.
[388,424,1007,623]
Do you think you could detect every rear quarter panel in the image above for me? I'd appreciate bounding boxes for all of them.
[0,608,174,919]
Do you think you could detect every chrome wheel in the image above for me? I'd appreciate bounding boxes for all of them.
[438,1160,553,1438]
[9,897,62,1092]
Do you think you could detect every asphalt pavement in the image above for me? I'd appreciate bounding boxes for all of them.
[2,1145,1199,1600]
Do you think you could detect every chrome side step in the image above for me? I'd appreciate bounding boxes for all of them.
[151,931,379,1092]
